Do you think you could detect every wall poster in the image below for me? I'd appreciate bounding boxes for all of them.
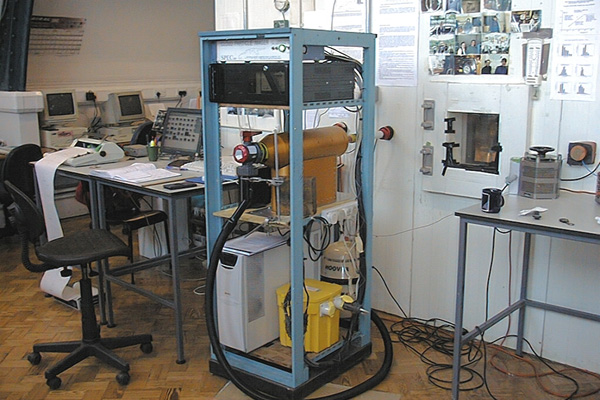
[550,0,599,102]
[427,1,541,76]
[375,0,420,87]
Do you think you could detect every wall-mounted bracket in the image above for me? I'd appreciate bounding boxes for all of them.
[420,143,434,175]
[421,100,435,130]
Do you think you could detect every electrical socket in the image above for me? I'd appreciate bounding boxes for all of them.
[567,141,596,166]
[321,201,358,225]
[178,90,187,97]
[85,91,96,101]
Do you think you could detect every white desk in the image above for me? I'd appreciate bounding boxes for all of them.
[452,192,600,399]
[57,158,213,364]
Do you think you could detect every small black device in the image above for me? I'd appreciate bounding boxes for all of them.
[163,182,197,190]
[245,165,272,208]
[209,61,355,105]
[151,109,167,133]
[167,159,189,169]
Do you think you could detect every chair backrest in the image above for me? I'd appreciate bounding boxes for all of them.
[131,121,154,145]
[1,143,43,200]
[4,180,46,244]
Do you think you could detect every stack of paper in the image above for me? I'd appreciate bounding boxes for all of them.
[90,163,180,183]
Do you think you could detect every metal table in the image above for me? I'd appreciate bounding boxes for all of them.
[452,192,600,399]
[57,158,209,364]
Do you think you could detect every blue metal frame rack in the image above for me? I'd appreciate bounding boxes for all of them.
[199,28,376,399]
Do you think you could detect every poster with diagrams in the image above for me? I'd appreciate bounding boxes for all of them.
[551,0,599,101]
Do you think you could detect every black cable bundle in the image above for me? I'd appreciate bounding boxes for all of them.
[390,317,485,391]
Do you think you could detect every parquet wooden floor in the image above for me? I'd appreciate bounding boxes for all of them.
[1,215,599,399]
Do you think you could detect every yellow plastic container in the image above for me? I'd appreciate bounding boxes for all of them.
[276,279,342,353]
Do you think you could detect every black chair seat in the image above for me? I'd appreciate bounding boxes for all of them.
[37,230,130,266]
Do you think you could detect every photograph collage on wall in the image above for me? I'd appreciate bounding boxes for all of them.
[427,0,541,76]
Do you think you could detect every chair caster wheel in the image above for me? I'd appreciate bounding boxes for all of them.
[140,342,153,354]
[46,376,61,389]
[27,352,41,365]
[116,371,130,385]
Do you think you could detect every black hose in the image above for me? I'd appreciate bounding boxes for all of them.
[205,200,394,400]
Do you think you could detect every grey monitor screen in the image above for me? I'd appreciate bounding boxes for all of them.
[160,108,203,157]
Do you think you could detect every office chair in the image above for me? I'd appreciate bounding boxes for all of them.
[5,181,153,389]
[131,120,155,145]
[0,144,43,237]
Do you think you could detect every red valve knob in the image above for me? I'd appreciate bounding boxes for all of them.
[233,144,250,163]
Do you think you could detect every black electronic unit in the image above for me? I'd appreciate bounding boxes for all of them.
[246,165,272,208]
[209,61,355,105]
[303,61,355,102]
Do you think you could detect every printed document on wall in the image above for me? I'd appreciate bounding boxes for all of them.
[550,0,600,101]
[374,0,419,87]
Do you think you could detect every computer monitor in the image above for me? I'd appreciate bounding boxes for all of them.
[41,90,78,126]
[160,108,203,158]
[101,91,146,125]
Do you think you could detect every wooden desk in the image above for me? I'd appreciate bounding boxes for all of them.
[452,192,600,399]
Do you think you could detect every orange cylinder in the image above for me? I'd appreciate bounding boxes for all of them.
[259,125,349,168]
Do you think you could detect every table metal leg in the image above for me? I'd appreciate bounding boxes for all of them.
[168,198,185,364]
[452,219,468,400]
[96,183,116,327]
[516,232,532,356]
[88,181,108,325]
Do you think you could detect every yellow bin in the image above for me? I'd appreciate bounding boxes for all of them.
[276,279,342,353]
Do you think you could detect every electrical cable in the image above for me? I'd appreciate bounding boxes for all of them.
[486,335,585,399]
[581,160,597,176]
[175,94,184,108]
[487,339,600,399]
[374,214,454,238]
[330,0,338,30]
[561,161,600,181]
[560,188,596,195]
[389,317,484,391]
[89,98,102,132]
[485,229,497,321]
[303,216,331,261]
[372,266,408,318]
[0,0,8,21]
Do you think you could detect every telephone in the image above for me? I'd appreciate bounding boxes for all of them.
[63,138,125,167]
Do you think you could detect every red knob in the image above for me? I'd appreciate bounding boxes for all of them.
[233,144,249,163]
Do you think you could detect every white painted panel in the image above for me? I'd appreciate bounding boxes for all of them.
[27,0,214,88]
[448,84,501,113]
[371,86,419,315]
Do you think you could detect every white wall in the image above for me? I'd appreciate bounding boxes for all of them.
[27,0,214,94]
